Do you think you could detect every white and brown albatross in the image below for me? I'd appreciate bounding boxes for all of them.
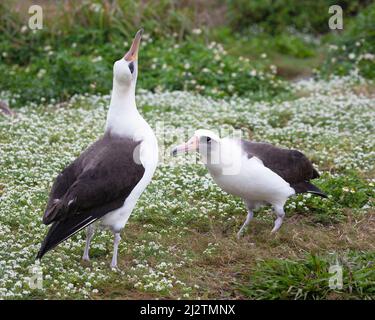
[171,129,326,238]
[37,29,158,268]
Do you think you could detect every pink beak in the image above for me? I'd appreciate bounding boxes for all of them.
[171,136,199,156]
[124,29,143,62]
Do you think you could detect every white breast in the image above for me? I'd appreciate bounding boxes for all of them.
[100,123,158,232]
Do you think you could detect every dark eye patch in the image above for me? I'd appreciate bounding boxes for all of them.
[206,136,211,143]
[128,62,135,74]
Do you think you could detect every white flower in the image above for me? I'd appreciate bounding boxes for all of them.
[37,69,46,78]
[91,56,103,63]
[360,53,374,61]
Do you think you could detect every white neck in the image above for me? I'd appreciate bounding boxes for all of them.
[111,80,136,107]
[105,80,143,137]
[202,139,243,176]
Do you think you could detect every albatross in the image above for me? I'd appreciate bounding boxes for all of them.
[37,29,158,268]
[171,129,326,238]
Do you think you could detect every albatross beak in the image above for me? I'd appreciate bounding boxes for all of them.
[124,28,143,62]
[171,136,199,156]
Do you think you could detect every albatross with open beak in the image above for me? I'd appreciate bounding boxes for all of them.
[172,129,326,238]
[37,29,158,268]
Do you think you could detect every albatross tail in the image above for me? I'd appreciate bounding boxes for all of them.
[36,212,98,260]
[292,181,327,198]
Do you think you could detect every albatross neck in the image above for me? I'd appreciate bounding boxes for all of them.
[105,81,144,136]
[110,81,137,110]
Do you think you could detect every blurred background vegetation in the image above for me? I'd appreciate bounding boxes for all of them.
[0,0,374,107]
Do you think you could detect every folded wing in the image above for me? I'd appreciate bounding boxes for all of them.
[37,134,145,259]
[241,140,326,197]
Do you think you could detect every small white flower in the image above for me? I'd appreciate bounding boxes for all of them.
[91,56,103,63]
[37,69,46,78]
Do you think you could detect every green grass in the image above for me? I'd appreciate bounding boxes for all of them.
[0,33,290,107]
[0,1,290,107]
[226,0,369,35]
[320,2,375,79]
[213,27,325,79]
[0,0,373,108]
[239,251,375,300]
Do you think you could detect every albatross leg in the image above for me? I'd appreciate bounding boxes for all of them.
[271,205,285,233]
[110,232,121,269]
[237,201,255,239]
[82,224,96,261]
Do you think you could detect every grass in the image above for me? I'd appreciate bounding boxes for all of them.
[320,2,375,80]
[0,31,291,107]
[239,250,375,300]
[0,76,374,299]
[0,1,291,107]
[1,1,373,107]
[214,27,326,79]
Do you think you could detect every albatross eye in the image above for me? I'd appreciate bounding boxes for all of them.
[206,136,211,143]
[128,62,134,74]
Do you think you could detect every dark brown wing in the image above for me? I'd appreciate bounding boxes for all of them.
[43,159,81,219]
[240,140,317,184]
[37,134,145,259]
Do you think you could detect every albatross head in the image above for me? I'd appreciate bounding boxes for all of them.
[113,29,143,89]
[171,129,221,157]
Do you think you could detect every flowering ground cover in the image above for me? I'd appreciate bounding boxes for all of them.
[0,75,373,299]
